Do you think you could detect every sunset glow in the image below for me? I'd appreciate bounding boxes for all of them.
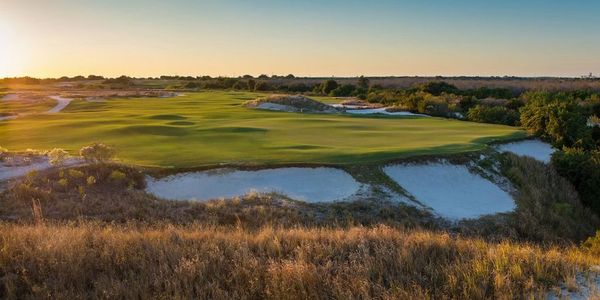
[1,0,600,78]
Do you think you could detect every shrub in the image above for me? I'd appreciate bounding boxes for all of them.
[319,79,339,95]
[109,170,126,181]
[182,81,200,89]
[467,105,520,126]
[416,81,459,96]
[417,99,449,117]
[86,176,97,186]
[520,92,593,149]
[357,75,369,89]
[68,169,84,179]
[582,231,600,256]
[552,148,600,215]
[79,143,116,163]
[253,81,271,91]
[328,84,356,97]
[48,148,69,166]
[0,146,7,161]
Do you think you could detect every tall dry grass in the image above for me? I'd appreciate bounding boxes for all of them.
[0,223,597,299]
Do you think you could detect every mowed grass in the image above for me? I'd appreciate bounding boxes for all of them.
[0,91,524,167]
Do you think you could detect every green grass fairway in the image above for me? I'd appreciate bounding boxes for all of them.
[0,91,525,167]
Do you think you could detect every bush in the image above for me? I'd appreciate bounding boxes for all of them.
[48,148,69,167]
[520,92,593,149]
[582,231,600,256]
[416,81,458,96]
[417,99,449,117]
[79,143,116,164]
[109,170,126,181]
[328,84,356,97]
[182,81,200,89]
[68,169,84,179]
[253,81,271,91]
[552,148,600,215]
[319,79,339,95]
[467,105,520,126]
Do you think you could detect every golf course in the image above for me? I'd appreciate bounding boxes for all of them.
[0,91,524,167]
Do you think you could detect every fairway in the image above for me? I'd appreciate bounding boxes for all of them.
[0,91,524,167]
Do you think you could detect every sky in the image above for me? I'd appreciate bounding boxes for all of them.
[1,0,599,78]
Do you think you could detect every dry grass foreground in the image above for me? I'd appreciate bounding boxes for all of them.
[0,223,598,299]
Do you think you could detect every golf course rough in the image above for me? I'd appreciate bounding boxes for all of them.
[0,91,525,167]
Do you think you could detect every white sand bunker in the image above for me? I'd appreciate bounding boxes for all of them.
[146,167,361,203]
[345,107,427,116]
[383,162,515,220]
[496,139,555,163]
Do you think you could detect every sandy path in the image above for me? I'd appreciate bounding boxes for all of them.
[47,96,73,113]
[1,95,74,122]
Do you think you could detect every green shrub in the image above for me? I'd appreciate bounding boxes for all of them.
[86,176,97,186]
[319,79,338,95]
[48,148,69,166]
[79,143,115,163]
[467,105,519,126]
[58,178,69,187]
[582,231,600,256]
[68,169,84,179]
[109,170,126,181]
[520,92,593,149]
[552,148,600,215]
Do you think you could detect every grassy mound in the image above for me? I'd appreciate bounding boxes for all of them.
[245,94,339,113]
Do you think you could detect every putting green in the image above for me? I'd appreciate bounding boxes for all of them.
[0,91,524,167]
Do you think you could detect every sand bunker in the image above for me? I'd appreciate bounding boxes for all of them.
[146,167,361,203]
[384,162,515,220]
[246,95,340,113]
[344,107,428,116]
[496,139,555,163]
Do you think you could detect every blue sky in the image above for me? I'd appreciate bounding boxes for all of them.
[1,0,599,77]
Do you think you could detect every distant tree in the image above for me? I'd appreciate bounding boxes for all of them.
[357,75,369,89]
[182,81,200,89]
[258,74,269,79]
[467,105,519,126]
[254,81,271,91]
[329,84,356,97]
[320,79,339,95]
[232,81,246,90]
[242,74,254,79]
[247,79,256,91]
[285,74,295,79]
[416,81,459,96]
[287,83,310,93]
[87,75,105,80]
